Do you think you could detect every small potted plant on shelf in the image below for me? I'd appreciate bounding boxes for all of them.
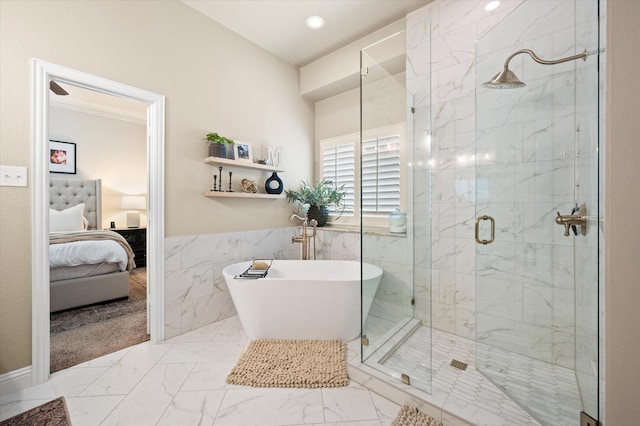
[285,180,346,227]
[203,132,234,158]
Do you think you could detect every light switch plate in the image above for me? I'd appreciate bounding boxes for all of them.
[0,165,28,187]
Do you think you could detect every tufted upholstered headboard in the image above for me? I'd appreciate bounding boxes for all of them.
[50,178,102,230]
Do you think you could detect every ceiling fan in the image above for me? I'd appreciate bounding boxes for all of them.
[49,80,69,96]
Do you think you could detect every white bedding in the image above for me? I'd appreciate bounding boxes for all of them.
[49,237,129,271]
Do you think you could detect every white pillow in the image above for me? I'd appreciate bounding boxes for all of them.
[50,203,86,232]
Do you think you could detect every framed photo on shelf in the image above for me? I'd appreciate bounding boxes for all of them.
[234,142,253,163]
[49,140,76,174]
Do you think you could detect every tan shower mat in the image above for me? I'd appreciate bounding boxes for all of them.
[226,339,349,388]
[391,405,444,426]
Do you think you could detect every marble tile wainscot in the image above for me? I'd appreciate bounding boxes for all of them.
[163,227,299,338]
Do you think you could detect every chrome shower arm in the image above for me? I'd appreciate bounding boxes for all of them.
[503,48,587,70]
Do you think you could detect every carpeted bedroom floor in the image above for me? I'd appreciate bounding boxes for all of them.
[50,268,149,373]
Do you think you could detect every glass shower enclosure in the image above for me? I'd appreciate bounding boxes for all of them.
[359,0,600,424]
[360,28,433,394]
[474,1,600,424]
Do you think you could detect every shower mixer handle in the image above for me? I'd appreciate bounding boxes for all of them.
[555,204,587,236]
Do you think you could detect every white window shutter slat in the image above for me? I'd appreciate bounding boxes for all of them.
[321,131,402,218]
[322,143,355,214]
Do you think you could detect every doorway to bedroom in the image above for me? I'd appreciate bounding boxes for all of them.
[32,59,166,384]
[48,84,150,373]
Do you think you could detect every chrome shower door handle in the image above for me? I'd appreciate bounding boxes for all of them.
[475,215,495,245]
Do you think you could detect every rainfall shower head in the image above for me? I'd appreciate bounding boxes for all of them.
[482,48,588,89]
[482,69,525,89]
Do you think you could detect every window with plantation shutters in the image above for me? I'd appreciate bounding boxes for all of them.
[361,135,401,214]
[319,124,405,226]
[322,143,355,214]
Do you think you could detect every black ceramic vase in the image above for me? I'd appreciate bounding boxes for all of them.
[307,205,329,227]
[265,172,283,194]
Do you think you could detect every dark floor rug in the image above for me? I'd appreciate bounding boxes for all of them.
[51,311,149,372]
[50,268,149,373]
[0,397,71,426]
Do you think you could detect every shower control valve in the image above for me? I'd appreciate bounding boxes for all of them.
[555,204,587,237]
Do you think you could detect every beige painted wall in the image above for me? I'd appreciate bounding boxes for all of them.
[0,0,313,374]
[316,88,360,142]
[604,1,640,423]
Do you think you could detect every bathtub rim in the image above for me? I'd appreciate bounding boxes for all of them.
[222,259,383,282]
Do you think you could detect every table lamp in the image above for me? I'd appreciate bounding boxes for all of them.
[120,195,146,228]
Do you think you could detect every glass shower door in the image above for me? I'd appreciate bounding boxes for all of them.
[360,29,432,394]
[474,1,599,424]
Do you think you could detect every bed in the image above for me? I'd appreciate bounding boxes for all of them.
[49,178,135,312]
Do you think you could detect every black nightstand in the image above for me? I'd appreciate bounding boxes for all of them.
[110,227,146,268]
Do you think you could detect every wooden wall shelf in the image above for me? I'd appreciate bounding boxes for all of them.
[203,157,285,173]
[203,191,284,199]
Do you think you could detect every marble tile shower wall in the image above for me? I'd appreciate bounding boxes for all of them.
[407,1,596,367]
[407,0,523,341]
[476,0,599,371]
[408,0,596,370]
[314,229,414,323]
[163,227,299,338]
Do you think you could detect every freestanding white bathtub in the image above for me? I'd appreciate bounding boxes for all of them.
[223,260,383,341]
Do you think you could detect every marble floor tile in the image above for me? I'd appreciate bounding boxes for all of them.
[1,315,581,426]
[79,343,172,396]
[307,422,382,426]
[322,385,379,423]
[72,345,134,368]
[1,366,109,402]
[163,321,222,343]
[213,388,324,425]
[100,363,195,426]
[179,360,238,391]
[157,340,247,364]
[65,395,125,426]
[213,315,248,341]
[368,392,402,425]
[157,390,226,426]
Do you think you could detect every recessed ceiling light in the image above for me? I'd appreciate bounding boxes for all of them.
[306,15,325,30]
[485,1,500,11]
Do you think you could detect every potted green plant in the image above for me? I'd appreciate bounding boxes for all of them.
[204,132,234,158]
[285,180,346,227]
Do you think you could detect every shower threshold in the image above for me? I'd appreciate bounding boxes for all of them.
[362,316,420,362]
[351,320,580,425]
[356,318,540,426]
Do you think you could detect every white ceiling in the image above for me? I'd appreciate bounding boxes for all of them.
[182,0,430,67]
[50,83,147,123]
[51,1,431,112]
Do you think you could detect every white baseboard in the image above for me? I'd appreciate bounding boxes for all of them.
[0,366,32,396]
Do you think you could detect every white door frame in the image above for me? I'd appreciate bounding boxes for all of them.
[31,59,166,385]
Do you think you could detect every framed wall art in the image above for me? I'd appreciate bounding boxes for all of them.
[234,142,253,163]
[49,140,76,174]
